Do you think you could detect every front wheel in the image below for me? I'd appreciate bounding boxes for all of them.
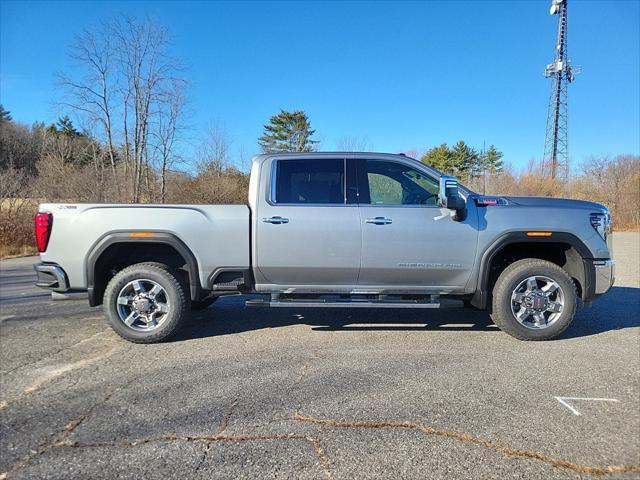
[490,259,577,341]
[103,262,189,343]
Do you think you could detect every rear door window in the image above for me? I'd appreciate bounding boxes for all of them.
[274,159,345,205]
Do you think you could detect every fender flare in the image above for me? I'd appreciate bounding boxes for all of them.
[470,231,595,309]
[85,231,201,306]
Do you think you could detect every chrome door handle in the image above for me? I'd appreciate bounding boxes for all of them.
[366,217,393,225]
[262,216,289,224]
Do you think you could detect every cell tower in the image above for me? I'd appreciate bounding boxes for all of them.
[542,0,580,179]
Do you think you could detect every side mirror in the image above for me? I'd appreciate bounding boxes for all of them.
[438,176,467,220]
[438,176,464,209]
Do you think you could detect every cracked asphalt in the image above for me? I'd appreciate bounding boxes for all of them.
[1,232,639,479]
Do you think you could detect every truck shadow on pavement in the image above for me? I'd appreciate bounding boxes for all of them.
[177,286,639,342]
[560,286,640,339]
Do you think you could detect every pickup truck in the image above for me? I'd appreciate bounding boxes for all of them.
[33,152,614,343]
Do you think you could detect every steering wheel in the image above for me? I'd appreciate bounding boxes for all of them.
[419,194,437,206]
[406,191,436,205]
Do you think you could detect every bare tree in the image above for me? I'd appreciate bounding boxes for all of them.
[580,155,640,226]
[151,79,186,203]
[197,124,232,174]
[111,17,169,201]
[335,135,373,152]
[237,144,251,173]
[403,149,420,159]
[0,165,35,256]
[0,120,40,171]
[58,16,186,202]
[58,27,119,194]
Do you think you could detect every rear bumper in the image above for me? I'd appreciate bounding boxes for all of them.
[34,263,69,292]
[592,260,615,295]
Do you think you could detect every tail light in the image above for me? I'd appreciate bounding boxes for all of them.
[34,212,53,252]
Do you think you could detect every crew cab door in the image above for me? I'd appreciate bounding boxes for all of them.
[356,159,478,289]
[254,157,361,287]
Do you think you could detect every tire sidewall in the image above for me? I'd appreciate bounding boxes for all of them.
[493,261,577,340]
[104,265,187,343]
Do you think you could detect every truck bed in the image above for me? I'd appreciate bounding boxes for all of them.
[39,203,251,290]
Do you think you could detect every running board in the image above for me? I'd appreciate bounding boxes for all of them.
[246,297,440,309]
[51,291,87,301]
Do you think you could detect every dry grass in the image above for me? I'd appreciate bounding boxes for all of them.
[0,201,36,260]
[0,244,37,259]
[613,225,640,232]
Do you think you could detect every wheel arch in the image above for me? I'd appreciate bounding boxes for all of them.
[470,231,595,309]
[86,231,201,306]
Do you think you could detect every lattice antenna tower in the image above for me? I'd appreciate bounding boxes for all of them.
[543,0,580,179]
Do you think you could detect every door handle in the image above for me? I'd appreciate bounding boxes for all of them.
[366,217,393,225]
[262,216,289,224]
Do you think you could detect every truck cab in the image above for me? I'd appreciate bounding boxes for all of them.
[250,153,477,293]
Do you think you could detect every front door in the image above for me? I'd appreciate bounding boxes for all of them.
[255,157,361,287]
[356,159,479,289]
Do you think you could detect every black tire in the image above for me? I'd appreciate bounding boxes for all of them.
[490,259,577,341]
[103,262,189,343]
[139,262,192,309]
[191,297,217,311]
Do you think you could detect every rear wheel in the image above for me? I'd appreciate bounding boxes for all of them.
[491,259,577,341]
[103,262,189,343]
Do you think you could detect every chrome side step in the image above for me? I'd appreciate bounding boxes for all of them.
[246,296,441,309]
[51,291,87,301]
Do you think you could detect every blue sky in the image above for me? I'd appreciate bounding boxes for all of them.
[1,0,639,171]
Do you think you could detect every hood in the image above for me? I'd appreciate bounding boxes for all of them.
[502,196,608,212]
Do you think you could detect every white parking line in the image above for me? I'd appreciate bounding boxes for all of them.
[554,396,620,416]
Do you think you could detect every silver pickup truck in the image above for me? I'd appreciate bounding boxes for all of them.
[34,152,614,343]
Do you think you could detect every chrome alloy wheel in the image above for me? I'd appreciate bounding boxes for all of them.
[510,275,565,330]
[116,279,170,332]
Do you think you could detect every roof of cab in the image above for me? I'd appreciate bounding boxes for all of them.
[252,151,419,162]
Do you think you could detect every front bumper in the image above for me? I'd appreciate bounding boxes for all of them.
[34,263,69,292]
[593,260,615,295]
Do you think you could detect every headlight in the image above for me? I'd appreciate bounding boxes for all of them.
[590,212,612,241]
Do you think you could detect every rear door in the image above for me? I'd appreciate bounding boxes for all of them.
[254,157,361,287]
[356,158,478,289]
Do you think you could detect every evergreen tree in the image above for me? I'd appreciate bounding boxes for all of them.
[258,110,318,153]
[0,104,11,122]
[420,143,452,173]
[422,140,478,179]
[449,140,478,180]
[56,115,80,136]
[480,144,504,173]
[421,140,496,182]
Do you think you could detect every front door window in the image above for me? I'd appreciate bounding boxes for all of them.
[360,160,439,206]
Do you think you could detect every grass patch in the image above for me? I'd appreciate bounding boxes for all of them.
[0,243,38,259]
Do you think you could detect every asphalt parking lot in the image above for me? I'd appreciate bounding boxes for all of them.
[1,232,638,479]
